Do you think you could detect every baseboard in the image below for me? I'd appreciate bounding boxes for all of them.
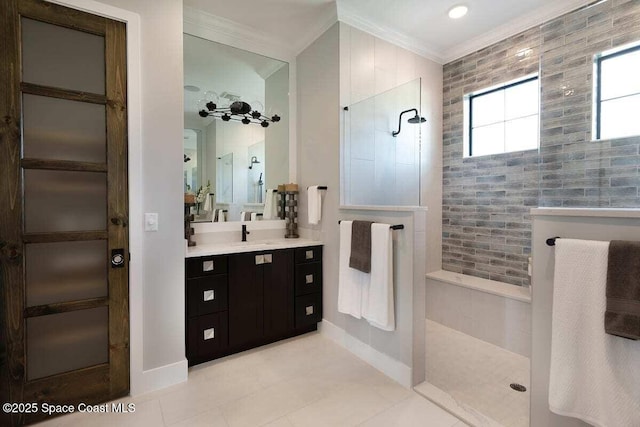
[319,319,412,388]
[130,358,188,396]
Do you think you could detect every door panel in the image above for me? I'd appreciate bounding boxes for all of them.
[0,1,129,425]
[26,307,109,380]
[25,240,108,307]
[24,169,108,233]
[263,250,293,339]
[20,16,106,94]
[22,94,107,163]
[228,253,263,348]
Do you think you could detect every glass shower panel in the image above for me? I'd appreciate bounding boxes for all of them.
[26,241,108,307]
[538,4,640,209]
[22,94,107,163]
[343,78,422,206]
[26,307,108,380]
[24,170,107,233]
[21,17,105,94]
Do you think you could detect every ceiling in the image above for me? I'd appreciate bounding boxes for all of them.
[184,0,593,63]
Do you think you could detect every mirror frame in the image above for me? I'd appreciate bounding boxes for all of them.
[183,8,296,226]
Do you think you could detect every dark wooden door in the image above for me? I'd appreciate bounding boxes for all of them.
[0,1,129,425]
[263,250,293,339]
[228,253,264,348]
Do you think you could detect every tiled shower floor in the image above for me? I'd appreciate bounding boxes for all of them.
[424,320,530,427]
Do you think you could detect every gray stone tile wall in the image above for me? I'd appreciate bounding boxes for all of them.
[539,0,640,208]
[442,0,640,286]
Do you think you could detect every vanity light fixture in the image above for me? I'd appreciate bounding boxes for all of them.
[198,91,280,127]
[448,4,468,19]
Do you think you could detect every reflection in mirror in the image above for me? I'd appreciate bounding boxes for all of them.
[183,33,289,222]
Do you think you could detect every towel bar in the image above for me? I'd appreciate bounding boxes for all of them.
[338,220,404,230]
[307,186,328,190]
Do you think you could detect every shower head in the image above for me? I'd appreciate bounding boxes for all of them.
[407,114,427,124]
[248,156,260,169]
[392,109,426,137]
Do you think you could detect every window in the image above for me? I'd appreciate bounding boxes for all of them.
[465,76,539,157]
[595,44,640,140]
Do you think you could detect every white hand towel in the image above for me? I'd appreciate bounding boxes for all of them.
[250,212,258,221]
[203,193,212,212]
[308,186,322,225]
[218,210,225,222]
[263,189,276,220]
[240,211,247,221]
[549,238,640,427]
[361,223,395,331]
[338,221,368,319]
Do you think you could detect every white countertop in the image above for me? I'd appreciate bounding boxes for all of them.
[186,238,323,258]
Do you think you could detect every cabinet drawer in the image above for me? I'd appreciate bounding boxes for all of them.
[294,246,322,264]
[186,255,228,278]
[295,293,322,329]
[187,313,228,359]
[295,262,322,296]
[187,276,228,317]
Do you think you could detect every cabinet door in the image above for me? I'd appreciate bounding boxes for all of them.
[228,253,263,348]
[263,250,294,339]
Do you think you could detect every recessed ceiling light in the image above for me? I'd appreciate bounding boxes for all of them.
[448,5,468,19]
[184,85,200,92]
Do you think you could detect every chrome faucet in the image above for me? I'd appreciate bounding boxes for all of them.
[241,224,250,242]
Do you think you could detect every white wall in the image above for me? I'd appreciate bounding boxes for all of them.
[339,23,443,273]
[50,0,187,395]
[265,65,289,191]
[297,21,442,386]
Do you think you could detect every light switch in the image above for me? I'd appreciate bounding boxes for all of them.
[144,213,158,231]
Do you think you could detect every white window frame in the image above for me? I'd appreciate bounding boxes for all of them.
[593,42,640,140]
[463,74,539,158]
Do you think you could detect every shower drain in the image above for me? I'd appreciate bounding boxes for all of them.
[510,383,527,392]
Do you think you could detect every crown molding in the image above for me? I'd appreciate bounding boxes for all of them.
[337,3,445,64]
[183,5,296,62]
[184,5,339,61]
[337,0,594,65]
[442,0,595,63]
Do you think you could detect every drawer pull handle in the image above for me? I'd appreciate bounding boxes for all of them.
[264,254,272,264]
[203,260,214,272]
[305,274,314,284]
[255,255,264,265]
[203,328,215,340]
[305,250,313,260]
[305,305,314,316]
[203,290,215,301]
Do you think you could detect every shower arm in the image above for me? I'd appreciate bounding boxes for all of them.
[392,108,419,137]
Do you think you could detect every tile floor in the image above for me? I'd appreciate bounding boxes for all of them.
[425,320,530,427]
[36,332,467,427]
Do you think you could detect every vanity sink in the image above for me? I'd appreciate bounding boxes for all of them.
[186,238,322,258]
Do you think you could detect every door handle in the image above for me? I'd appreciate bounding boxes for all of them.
[264,254,272,264]
[111,249,125,268]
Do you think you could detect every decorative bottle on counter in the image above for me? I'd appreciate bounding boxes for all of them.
[284,183,299,238]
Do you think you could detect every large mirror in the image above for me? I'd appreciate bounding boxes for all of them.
[183,34,289,222]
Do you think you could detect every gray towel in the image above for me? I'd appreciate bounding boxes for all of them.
[349,220,373,273]
[605,240,640,340]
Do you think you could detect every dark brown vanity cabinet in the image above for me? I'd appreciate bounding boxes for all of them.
[294,247,323,328]
[185,255,229,365]
[228,249,293,349]
[186,246,322,366]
